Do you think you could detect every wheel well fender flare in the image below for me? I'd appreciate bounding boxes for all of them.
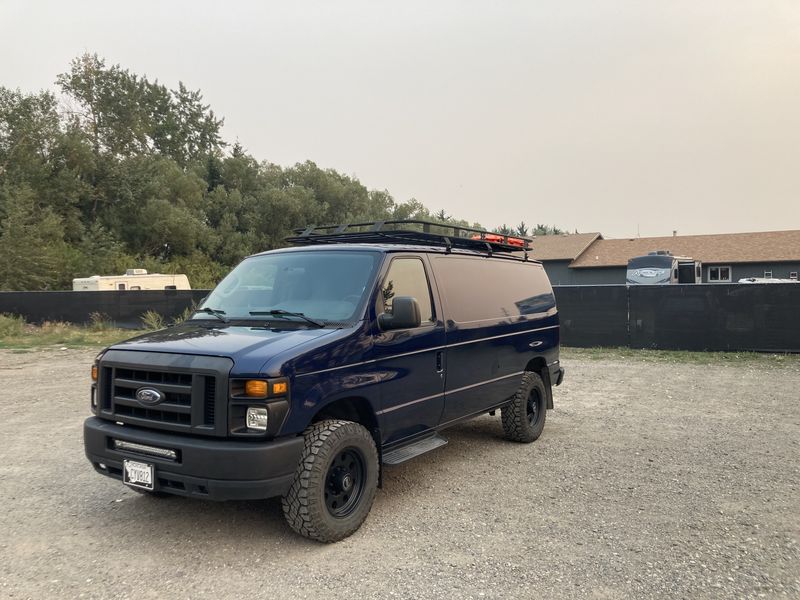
[524,357,553,410]
[311,395,383,486]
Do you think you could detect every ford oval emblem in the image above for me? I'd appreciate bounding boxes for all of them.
[135,387,164,406]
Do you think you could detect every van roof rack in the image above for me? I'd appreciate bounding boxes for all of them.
[285,219,533,255]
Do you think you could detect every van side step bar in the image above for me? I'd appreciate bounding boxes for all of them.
[382,434,448,465]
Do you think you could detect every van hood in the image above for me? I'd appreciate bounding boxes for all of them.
[108,322,339,371]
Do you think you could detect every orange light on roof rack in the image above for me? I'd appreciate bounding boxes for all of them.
[470,233,526,247]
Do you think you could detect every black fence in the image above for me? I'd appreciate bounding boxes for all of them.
[1,284,798,352]
[627,284,800,352]
[553,284,800,352]
[552,285,629,348]
[0,290,208,329]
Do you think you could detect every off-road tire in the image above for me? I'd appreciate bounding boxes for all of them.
[501,371,548,443]
[281,419,379,543]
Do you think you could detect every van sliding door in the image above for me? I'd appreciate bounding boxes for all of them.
[431,256,558,425]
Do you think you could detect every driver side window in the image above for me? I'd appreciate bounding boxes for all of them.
[380,258,434,323]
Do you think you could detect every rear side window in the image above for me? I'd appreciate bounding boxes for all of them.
[432,257,554,323]
[380,258,434,323]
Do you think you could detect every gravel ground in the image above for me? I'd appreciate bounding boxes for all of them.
[0,348,798,599]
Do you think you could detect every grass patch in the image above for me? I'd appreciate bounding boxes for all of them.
[0,314,136,349]
[562,346,800,367]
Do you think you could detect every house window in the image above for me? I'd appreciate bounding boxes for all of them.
[764,271,772,279]
[708,266,732,282]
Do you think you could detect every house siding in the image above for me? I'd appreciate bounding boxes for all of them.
[541,260,574,285]
[542,262,626,285]
[702,262,800,283]
[541,260,800,285]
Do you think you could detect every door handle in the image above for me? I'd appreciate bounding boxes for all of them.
[435,350,444,373]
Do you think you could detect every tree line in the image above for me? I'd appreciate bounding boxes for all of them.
[0,54,563,290]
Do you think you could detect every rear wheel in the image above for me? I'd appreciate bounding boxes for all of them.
[501,371,547,443]
[281,419,379,543]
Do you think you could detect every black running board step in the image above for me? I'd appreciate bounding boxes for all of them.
[382,434,448,465]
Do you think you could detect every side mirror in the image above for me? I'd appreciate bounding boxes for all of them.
[378,296,422,330]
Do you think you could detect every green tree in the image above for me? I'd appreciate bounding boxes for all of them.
[57,53,223,165]
[0,53,480,290]
[0,186,73,290]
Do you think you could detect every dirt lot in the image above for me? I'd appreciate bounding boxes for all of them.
[0,348,798,599]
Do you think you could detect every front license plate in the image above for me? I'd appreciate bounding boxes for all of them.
[123,459,154,491]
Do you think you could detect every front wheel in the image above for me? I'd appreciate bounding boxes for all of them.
[281,419,379,543]
[501,371,548,443]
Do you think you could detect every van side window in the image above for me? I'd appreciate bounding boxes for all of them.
[380,258,434,323]
[432,257,554,323]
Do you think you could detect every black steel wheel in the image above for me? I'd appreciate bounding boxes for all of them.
[282,419,379,543]
[325,447,367,518]
[501,371,548,443]
[526,387,542,427]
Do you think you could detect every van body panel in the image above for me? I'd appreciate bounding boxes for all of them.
[110,322,339,375]
[371,326,446,444]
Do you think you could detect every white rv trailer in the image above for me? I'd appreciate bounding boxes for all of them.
[72,269,191,291]
[626,251,702,285]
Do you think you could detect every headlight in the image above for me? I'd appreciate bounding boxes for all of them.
[229,378,290,436]
[246,407,269,431]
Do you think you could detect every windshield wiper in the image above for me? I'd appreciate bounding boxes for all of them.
[249,309,324,328]
[192,307,229,323]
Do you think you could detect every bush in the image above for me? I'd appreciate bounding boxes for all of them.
[140,310,165,330]
[88,312,113,331]
[0,313,27,337]
[171,303,196,326]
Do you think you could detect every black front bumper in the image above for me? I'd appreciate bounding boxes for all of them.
[84,417,304,501]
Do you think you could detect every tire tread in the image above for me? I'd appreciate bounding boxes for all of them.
[501,371,547,443]
[281,419,378,542]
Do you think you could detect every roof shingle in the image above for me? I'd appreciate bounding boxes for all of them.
[528,232,602,261]
[569,230,800,268]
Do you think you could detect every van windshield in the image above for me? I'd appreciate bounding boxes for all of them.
[195,250,380,324]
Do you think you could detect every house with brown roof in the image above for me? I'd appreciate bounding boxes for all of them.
[530,229,800,285]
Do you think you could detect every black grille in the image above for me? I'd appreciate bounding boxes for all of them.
[115,368,192,387]
[101,367,113,410]
[100,364,220,435]
[204,376,216,426]
[114,404,192,425]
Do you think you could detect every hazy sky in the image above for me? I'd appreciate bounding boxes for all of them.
[2,1,798,237]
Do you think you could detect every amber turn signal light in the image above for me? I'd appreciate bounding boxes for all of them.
[91,365,98,381]
[244,380,268,397]
[272,381,288,395]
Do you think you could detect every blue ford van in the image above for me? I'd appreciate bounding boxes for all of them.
[84,221,564,542]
